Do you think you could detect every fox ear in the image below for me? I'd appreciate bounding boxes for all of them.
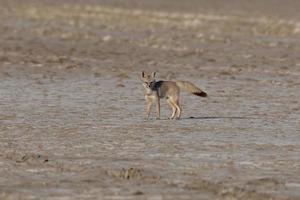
[151,72,156,78]
[141,71,145,78]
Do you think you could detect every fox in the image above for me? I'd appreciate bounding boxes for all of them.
[141,71,207,120]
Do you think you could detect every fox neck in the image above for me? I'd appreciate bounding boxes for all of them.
[145,87,155,95]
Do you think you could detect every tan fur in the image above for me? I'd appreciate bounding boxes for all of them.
[141,71,207,120]
[175,81,207,97]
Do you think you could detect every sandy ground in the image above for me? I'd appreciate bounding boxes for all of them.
[0,0,300,199]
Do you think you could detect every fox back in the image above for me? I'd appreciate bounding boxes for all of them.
[141,72,180,98]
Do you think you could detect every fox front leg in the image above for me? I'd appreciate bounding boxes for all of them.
[156,97,160,120]
[145,96,153,120]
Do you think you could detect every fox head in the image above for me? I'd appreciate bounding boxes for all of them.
[141,71,156,91]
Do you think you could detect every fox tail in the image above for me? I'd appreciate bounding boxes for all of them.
[176,81,207,97]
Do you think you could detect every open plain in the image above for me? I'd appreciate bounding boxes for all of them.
[0,0,300,199]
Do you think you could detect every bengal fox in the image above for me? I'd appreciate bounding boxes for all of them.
[141,71,207,120]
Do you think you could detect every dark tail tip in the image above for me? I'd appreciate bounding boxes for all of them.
[193,91,207,97]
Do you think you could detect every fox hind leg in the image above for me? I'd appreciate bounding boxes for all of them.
[174,99,181,119]
[167,98,177,119]
[169,97,181,119]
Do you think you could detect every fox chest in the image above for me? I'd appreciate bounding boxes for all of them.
[144,88,165,100]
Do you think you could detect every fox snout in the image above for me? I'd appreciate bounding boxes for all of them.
[142,83,152,95]
[143,82,151,88]
[144,81,156,88]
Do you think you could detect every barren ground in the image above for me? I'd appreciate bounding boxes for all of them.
[0,0,300,199]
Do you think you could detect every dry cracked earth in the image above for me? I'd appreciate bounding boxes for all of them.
[0,0,300,199]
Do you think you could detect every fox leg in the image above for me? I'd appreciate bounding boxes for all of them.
[169,97,181,119]
[145,97,153,120]
[167,98,177,119]
[174,99,181,119]
[156,97,160,120]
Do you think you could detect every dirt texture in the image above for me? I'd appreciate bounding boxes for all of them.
[0,0,300,199]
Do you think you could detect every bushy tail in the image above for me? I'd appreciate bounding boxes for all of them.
[176,81,207,97]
